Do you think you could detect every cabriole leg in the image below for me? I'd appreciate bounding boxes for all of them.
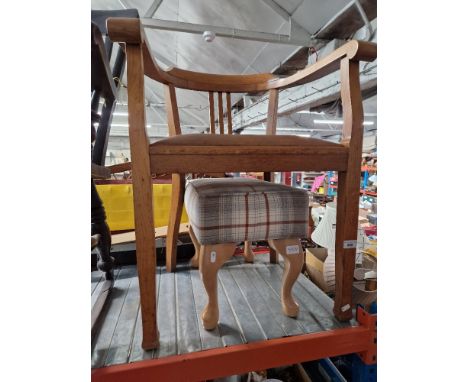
[242,241,254,263]
[199,243,236,330]
[269,238,304,317]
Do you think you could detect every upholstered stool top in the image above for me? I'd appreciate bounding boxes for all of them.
[184,178,309,245]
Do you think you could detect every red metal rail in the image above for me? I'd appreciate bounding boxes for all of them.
[92,307,376,382]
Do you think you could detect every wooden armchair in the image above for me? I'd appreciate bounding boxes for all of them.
[107,18,377,350]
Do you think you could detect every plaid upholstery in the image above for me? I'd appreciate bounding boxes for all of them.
[184,178,309,245]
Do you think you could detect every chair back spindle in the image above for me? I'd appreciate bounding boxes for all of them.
[208,91,216,134]
[266,89,279,136]
[164,84,181,137]
[226,93,233,135]
[217,92,225,134]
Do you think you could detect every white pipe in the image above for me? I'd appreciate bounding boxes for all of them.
[141,18,312,46]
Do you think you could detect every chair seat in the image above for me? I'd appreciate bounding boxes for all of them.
[149,134,349,173]
[184,178,309,245]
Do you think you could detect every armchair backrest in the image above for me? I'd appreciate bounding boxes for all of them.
[106,17,376,158]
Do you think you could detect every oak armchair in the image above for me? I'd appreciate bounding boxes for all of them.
[107,17,377,350]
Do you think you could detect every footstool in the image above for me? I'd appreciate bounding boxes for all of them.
[184,177,309,330]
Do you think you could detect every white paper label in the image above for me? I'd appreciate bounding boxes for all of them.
[341,304,351,312]
[343,240,357,249]
[356,252,363,265]
[286,245,300,255]
[210,251,216,263]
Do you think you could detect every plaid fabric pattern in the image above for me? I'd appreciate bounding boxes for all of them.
[184,178,309,245]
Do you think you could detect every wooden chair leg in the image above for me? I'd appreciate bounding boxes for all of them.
[269,247,278,264]
[242,241,254,263]
[188,225,201,268]
[269,238,304,317]
[333,170,360,321]
[199,243,236,330]
[126,44,159,350]
[166,173,185,272]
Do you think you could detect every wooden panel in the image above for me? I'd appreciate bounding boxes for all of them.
[91,259,351,368]
[175,264,202,354]
[240,266,304,337]
[92,279,115,339]
[91,266,136,368]
[154,268,178,358]
[217,92,224,134]
[214,274,245,347]
[228,265,287,339]
[208,92,216,134]
[92,271,104,296]
[226,93,232,135]
[150,153,349,174]
[104,272,141,366]
[253,264,323,333]
[218,266,266,343]
[126,44,158,350]
[164,84,181,137]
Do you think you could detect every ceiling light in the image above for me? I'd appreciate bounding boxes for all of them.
[245,126,311,132]
[314,120,374,126]
[297,110,324,115]
[202,31,216,42]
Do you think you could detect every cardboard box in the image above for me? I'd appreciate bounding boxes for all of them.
[305,247,335,293]
[352,281,377,310]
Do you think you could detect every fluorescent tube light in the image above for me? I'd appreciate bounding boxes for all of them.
[297,110,325,115]
[314,120,374,126]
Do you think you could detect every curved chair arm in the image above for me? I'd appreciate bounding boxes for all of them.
[107,17,376,93]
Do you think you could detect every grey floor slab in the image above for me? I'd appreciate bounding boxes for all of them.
[91,254,349,368]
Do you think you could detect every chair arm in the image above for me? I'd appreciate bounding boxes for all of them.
[269,40,377,90]
[107,17,376,92]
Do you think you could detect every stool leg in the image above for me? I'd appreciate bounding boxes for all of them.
[269,238,304,317]
[200,243,236,330]
[188,225,201,269]
[242,241,254,263]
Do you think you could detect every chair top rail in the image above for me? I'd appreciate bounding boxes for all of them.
[107,18,376,93]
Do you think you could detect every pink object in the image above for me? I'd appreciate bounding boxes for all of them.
[311,174,326,192]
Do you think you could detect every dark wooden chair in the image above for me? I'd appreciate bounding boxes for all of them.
[107,17,377,350]
[90,9,138,336]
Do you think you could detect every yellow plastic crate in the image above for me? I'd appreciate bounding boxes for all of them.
[96,183,189,231]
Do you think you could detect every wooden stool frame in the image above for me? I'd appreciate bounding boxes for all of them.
[107,18,377,350]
